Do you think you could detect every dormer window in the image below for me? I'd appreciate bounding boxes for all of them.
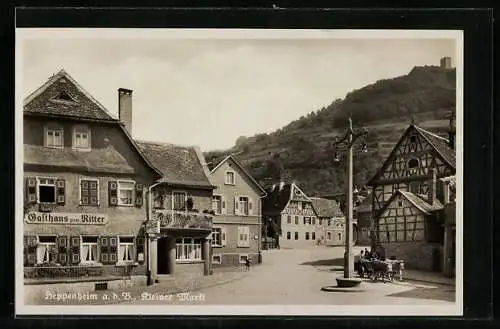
[44,125,63,148]
[72,125,91,150]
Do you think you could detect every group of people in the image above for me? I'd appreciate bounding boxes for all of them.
[357,247,383,277]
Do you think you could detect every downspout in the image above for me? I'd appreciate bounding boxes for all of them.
[146,181,162,285]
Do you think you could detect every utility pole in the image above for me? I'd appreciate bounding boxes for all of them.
[333,117,368,279]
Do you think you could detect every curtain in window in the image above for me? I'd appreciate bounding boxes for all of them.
[82,244,90,261]
[37,245,47,263]
[119,245,126,261]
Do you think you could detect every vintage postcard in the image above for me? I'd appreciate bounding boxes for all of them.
[15,28,463,316]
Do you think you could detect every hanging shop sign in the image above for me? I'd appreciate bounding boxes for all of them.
[25,212,109,225]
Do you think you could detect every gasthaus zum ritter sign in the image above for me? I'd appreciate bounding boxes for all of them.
[25,212,109,225]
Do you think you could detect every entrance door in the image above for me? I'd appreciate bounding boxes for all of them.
[157,237,171,275]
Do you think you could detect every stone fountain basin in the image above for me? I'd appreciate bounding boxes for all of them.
[336,277,362,288]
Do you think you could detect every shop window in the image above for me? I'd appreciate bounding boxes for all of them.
[117,181,135,206]
[119,237,135,263]
[81,236,99,263]
[173,191,187,211]
[45,126,63,148]
[175,238,202,262]
[80,179,99,206]
[37,236,56,264]
[72,125,91,150]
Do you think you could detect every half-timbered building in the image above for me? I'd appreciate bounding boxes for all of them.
[367,122,456,273]
[262,182,320,249]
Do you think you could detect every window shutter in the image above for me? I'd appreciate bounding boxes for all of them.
[109,236,118,264]
[221,228,227,246]
[57,236,69,265]
[248,198,253,215]
[56,179,66,205]
[136,236,145,263]
[25,235,37,266]
[100,237,108,264]
[234,196,239,215]
[135,183,144,207]
[70,236,80,264]
[109,181,118,206]
[221,195,226,214]
[25,177,37,203]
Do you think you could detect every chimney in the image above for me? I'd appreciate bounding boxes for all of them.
[118,88,133,135]
[428,168,437,204]
[440,56,452,69]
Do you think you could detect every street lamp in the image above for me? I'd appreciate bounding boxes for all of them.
[332,117,368,279]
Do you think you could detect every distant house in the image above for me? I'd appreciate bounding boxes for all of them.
[309,197,346,246]
[354,192,373,246]
[262,182,319,249]
[207,155,266,267]
[367,122,456,275]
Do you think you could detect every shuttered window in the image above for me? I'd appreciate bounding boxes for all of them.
[80,179,99,206]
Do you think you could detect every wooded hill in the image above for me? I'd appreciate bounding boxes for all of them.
[205,65,456,197]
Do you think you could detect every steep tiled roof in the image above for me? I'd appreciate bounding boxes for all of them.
[414,126,456,168]
[262,183,292,215]
[24,70,118,122]
[399,190,444,214]
[310,197,344,218]
[24,144,134,174]
[136,140,215,189]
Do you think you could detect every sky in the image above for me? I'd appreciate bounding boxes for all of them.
[20,29,457,152]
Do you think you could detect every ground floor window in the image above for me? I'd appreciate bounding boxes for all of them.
[37,236,56,263]
[239,254,248,264]
[176,238,202,261]
[338,233,342,241]
[327,232,332,240]
[294,232,299,240]
[81,236,99,263]
[119,237,135,262]
[212,254,222,264]
[305,232,310,240]
[286,232,291,240]
[312,232,316,240]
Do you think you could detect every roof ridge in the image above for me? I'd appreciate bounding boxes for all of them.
[135,139,195,149]
[414,125,449,143]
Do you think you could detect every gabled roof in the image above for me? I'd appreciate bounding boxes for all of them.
[209,155,266,196]
[414,125,456,168]
[381,190,444,216]
[355,192,373,213]
[367,124,455,186]
[136,140,215,190]
[309,197,344,218]
[24,69,118,122]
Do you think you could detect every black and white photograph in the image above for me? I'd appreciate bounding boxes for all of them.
[15,28,463,316]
